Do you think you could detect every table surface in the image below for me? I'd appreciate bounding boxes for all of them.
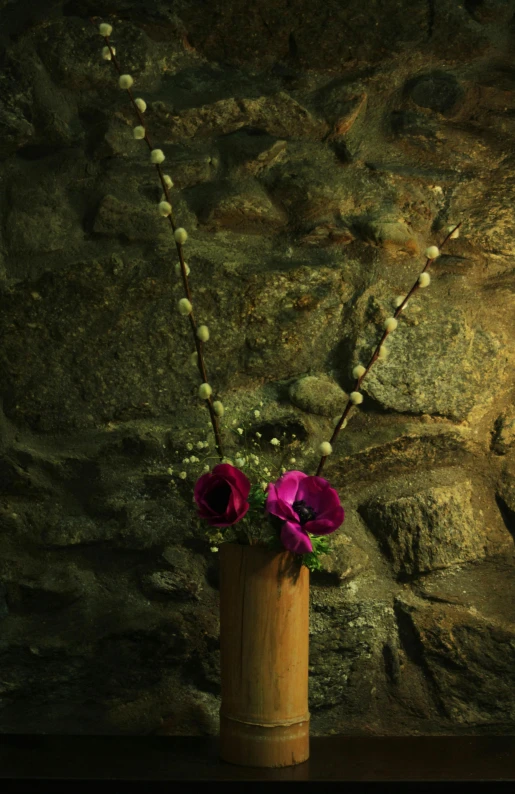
[0,734,514,782]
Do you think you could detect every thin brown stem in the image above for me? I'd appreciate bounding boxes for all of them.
[91,18,224,460]
[314,221,462,478]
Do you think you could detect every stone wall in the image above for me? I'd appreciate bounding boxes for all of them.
[0,0,514,735]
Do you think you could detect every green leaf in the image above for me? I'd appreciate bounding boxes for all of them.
[300,535,331,571]
[266,533,284,552]
[248,484,267,510]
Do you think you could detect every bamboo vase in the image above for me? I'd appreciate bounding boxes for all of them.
[219,542,310,768]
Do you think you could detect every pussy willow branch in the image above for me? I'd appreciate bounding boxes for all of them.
[91,17,224,460]
[314,221,463,478]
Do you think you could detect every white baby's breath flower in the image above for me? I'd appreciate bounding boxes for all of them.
[163,174,173,189]
[150,148,165,164]
[289,457,296,463]
[211,546,219,552]
[270,438,280,446]
[178,298,192,315]
[280,467,286,474]
[199,383,212,400]
[101,45,115,60]
[182,457,190,464]
[235,457,246,467]
[174,227,188,244]
[255,431,262,438]
[134,97,147,113]
[213,401,224,417]
[261,481,268,491]
[190,351,198,366]
[197,325,209,342]
[378,345,388,360]
[197,441,205,449]
[119,74,133,89]
[179,471,187,479]
[167,467,173,475]
[352,364,366,379]
[203,465,210,473]
[99,22,113,36]
[394,295,408,308]
[425,245,440,260]
[418,272,431,288]
[384,317,398,332]
[190,456,199,463]
[448,225,460,239]
[159,201,172,217]
[133,125,145,139]
[350,391,363,405]
[319,441,333,456]
[186,443,193,450]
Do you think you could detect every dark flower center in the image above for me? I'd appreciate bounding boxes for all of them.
[208,482,231,514]
[293,499,317,525]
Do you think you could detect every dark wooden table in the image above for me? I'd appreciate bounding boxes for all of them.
[1,735,514,790]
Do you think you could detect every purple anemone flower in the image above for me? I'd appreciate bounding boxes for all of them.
[194,463,251,527]
[265,470,345,554]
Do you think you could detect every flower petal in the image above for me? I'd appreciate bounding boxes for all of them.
[297,474,330,493]
[196,477,230,517]
[305,506,345,535]
[296,476,344,519]
[313,489,344,520]
[280,520,313,554]
[225,483,250,523]
[265,481,298,522]
[275,470,308,503]
[208,499,250,527]
[317,492,344,519]
[296,475,329,509]
[211,464,252,499]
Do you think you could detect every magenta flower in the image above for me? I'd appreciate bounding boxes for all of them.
[265,470,345,554]
[194,463,252,527]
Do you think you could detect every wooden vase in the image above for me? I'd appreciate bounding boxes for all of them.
[219,542,310,768]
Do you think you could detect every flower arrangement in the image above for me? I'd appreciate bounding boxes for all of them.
[92,19,462,571]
